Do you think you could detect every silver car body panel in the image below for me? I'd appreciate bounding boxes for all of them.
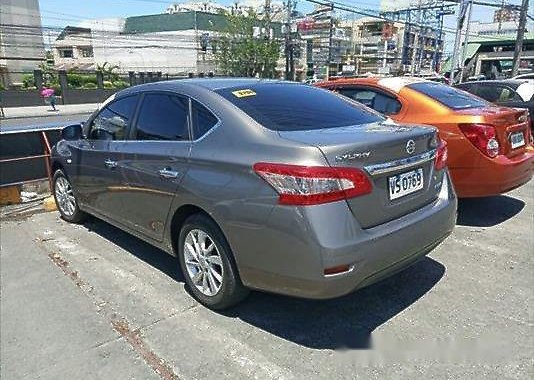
[52,79,457,299]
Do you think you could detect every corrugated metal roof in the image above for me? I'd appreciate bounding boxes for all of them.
[123,11,283,37]
[124,11,228,33]
[466,32,534,45]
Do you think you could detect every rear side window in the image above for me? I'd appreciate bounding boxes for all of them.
[136,94,189,140]
[408,82,489,110]
[191,100,218,139]
[215,83,382,131]
[338,88,402,115]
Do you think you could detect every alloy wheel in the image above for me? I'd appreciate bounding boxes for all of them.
[183,229,224,297]
[55,176,76,217]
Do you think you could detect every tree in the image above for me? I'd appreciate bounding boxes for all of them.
[214,11,280,78]
[96,62,120,82]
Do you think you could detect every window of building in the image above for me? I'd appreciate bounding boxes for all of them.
[80,47,93,58]
[59,49,74,58]
[135,94,189,140]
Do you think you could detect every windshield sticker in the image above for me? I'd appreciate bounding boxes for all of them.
[232,89,257,98]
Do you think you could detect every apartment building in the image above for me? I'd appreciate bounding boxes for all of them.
[0,0,46,87]
[342,16,443,75]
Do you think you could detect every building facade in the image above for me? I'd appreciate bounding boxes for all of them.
[0,0,46,87]
[52,10,285,77]
[342,16,443,76]
[297,5,351,79]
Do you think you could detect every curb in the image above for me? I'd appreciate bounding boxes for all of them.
[1,110,95,120]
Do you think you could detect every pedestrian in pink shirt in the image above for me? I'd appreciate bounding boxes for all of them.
[40,86,58,111]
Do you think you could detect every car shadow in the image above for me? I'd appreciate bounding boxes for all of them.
[457,195,525,227]
[81,217,445,350]
[223,257,444,350]
[82,217,183,282]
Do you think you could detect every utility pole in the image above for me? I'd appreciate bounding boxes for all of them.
[326,2,334,79]
[411,0,422,75]
[511,0,529,77]
[264,0,271,38]
[497,0,504,33]
[459,0,473,83]
[284,0,293,80]
[449,0,469,84]
[411,29,419,74]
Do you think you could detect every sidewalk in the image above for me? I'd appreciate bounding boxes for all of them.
[1,103,100,119]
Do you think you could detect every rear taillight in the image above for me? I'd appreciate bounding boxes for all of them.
[434,140,448,171]
[253,163,372,205]
[459,123,500,158]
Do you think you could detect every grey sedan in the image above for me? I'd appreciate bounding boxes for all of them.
[52,79,457,309]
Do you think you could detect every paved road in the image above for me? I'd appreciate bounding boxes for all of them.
[1,181,533,379]
[0,113,91,130]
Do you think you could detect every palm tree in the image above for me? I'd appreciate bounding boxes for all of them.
[96,62,120,82]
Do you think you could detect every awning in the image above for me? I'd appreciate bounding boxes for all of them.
[440,42,481,73]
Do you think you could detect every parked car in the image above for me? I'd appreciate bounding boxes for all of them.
[512,73,534,80]
[316,77,534,197]
[52,79,456,309]
[455,80,534,129]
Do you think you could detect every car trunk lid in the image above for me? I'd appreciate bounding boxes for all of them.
[278,122,443,228]
[457,106,531,157]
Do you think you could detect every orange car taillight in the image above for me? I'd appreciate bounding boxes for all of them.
[434,140,448,171]
[458,123,500,158]
[253,163,372,205]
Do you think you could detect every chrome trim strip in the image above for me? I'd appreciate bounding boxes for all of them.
[364,149,436,176]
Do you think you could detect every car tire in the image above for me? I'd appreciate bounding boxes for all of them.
[178,213,249,310]
[53,169,87,223]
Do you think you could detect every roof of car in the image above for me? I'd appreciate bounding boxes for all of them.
[458,79,528,89]
[117,78,291,97]
[317,76,429,93]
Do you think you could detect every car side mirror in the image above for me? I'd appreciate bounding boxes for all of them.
[61,124,83,140]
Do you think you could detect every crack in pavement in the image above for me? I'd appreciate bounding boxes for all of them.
[44,247,183,380]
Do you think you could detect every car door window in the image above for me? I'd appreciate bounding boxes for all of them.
[496,87,522,102]
[87,96,137,140]
[474,85,521,102]
[191,100,218,139]
[339,88,401,115]
[135,94,189,140]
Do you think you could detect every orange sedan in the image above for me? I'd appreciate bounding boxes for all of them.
[316,77,534,197]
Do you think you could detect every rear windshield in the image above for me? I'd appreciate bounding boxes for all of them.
[408,81,490,110]
[215,83,383,131]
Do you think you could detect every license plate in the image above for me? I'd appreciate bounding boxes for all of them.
[510,131,526,149]
[388,168,424,200]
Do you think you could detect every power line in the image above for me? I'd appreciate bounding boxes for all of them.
[302,0,522,41]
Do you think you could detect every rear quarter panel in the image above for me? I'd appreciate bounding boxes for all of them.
[161,92,330,284]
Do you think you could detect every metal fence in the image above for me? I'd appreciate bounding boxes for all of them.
[1,69,198,107]
[0,126,62,189]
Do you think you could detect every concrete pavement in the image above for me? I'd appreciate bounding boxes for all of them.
[1,103,99,120]
[0,220,160,379]
[1,181,533,379]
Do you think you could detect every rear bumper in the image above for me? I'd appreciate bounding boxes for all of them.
[237,172,457,299]
[450,148,534,198]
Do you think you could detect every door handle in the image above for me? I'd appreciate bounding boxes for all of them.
[104,159,118,169]
[158,168,179,179]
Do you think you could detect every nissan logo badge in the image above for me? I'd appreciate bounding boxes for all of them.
[406,140,416,154]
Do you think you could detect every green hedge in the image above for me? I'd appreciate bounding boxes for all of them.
[67,73,97,88]
[22,73,35,88]
[112,80,129,88]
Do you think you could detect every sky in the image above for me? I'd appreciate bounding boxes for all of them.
[38,0,531,54]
